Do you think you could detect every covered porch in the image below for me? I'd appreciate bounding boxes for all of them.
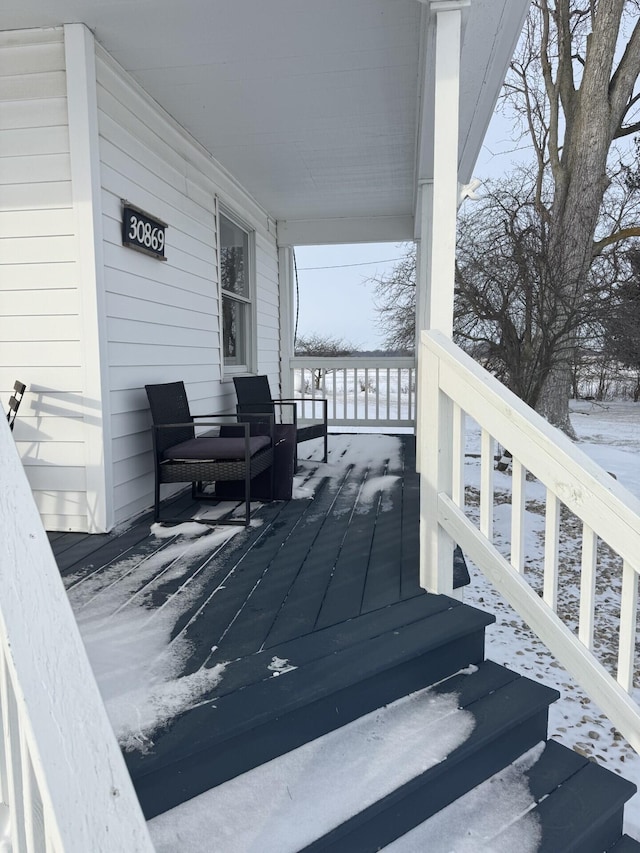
[4,0,640,848]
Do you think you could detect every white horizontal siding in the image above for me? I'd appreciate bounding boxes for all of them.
[95,45,280,525]
[2,287,79,315]
[0,71,67,102]
[0,181,73,210]
[1,96,68,129]
[0,208,75,237]
[0,28,88,531]
[0,314,80,341]
[12,415,85,444]
[0,152,71,184]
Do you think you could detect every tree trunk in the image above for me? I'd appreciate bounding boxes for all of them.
[534,2,620,432]
[536,358,577,436]
[527,0,640,434]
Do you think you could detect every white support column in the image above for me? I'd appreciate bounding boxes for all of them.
[278,245,295,399]
[428,0,466,337]
[415,181,433,345]
[65,24,113,533]
[417,1,466,590]
[415,180,433,473]
[419,339,454,595]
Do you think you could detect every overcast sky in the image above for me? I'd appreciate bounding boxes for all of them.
[294,110,527,350]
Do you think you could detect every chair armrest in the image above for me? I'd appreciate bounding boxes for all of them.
[155,413,275,433]
[236,401,297,425]
[154,420,246,430]
[275,398,328,425]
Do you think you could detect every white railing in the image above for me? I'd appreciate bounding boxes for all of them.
[0,416,154,852]
[419,329,640,753]
[290,357,416,428]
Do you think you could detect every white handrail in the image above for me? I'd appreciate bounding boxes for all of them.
[290,356,416,427]
[0,416,154,851]
[419,329,640,753]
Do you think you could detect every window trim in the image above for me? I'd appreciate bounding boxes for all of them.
[217,201,257,380]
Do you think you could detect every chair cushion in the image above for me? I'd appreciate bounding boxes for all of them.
[163,435,270,462]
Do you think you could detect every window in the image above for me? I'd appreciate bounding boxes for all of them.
[219,209,254,370]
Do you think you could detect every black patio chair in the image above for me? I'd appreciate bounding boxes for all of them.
[145,381,274,526]
[6,381,26,432]
[233,375,328,463]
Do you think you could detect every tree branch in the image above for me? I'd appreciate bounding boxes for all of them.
[592,226,640,257]
[538,2,562,182]
[615,120,640,140]
[609,14,640,135]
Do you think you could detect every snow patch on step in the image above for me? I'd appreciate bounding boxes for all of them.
[385,742,545,852]
[148,680,476,852]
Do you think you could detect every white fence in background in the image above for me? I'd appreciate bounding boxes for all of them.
[0,417,154,852]
[290,357,416,428]
[419,329,640,753]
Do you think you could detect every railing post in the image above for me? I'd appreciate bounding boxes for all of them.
[419,333,455,594]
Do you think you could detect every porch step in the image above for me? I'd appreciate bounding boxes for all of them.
[300,661,559,851]
[128,597,494,818]
[526,747,636,853]
[134,592,638,851]
[303,732,636,852]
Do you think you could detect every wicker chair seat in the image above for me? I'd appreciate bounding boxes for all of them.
[164,435,270,462]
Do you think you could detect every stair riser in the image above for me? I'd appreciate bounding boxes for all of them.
[134,629,488,818]
[302,707,551,852]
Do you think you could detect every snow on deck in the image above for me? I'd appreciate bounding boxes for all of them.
[148,678,476,852]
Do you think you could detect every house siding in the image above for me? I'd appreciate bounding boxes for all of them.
[94,45,280,525]
[1,26,281,532]
[0,28,90,531]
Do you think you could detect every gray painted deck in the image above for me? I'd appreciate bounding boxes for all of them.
[51,435,424,651]
[49,434,472,820]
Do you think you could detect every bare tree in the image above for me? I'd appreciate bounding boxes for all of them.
[501,0,640,432]
[369,172,637,414]
[454,173,620,409]
[370,247,416,353]
[294,332,355,389]
[603,248,640,400]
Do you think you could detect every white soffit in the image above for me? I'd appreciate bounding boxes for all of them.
[2,0,530,242]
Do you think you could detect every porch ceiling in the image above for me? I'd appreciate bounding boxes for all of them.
[3,0,529,242]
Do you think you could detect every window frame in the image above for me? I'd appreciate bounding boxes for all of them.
[217,203,257,378]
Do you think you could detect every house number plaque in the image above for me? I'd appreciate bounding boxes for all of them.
[122,203,167,260]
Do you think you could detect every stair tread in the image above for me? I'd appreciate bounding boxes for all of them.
[439,741,631,852]
[299,668,559,851]
[146,663,560,851]
[494,753,636,853]
[609,835,640,851]
[187,592,461,676]
[129,602,493,773]
[352,740,631,853]
[522,737,589,800]
[205,591,464,692]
